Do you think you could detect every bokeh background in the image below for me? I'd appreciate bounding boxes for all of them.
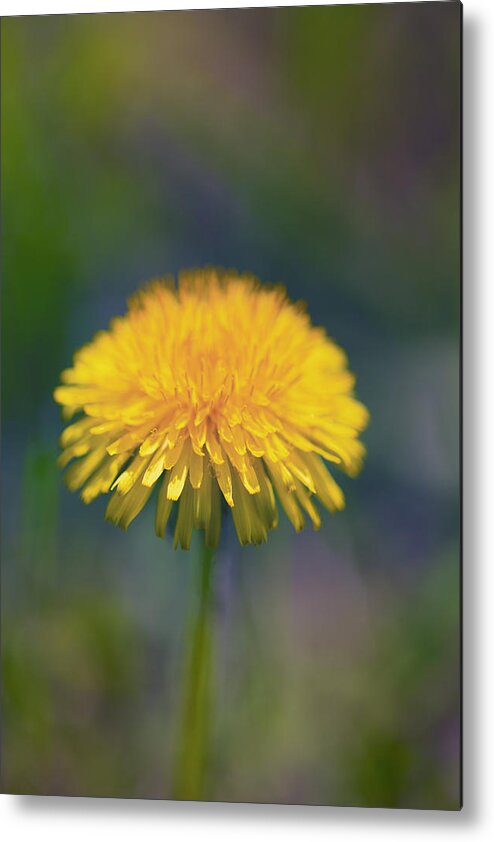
[1,3,461,808]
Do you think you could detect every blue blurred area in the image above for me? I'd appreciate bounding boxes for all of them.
[1,4,460,807]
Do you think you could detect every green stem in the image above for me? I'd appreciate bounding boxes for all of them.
[173,541,215,800]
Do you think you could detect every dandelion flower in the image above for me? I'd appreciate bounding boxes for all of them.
[54,268,369,549]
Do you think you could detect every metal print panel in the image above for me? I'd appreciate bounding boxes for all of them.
[1,2,461,809]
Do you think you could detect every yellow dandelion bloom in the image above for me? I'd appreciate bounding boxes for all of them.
[54,268,369,549]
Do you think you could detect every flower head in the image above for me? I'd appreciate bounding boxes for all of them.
[54,269,369,549]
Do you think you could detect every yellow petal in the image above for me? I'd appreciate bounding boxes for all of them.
[194,464,212,529]
[189,448,204,489]
[214,458,233,507]
[166,444,189,501]
[105,481,153,530]
[64,446,108,491]
[174,482,194,549]
[155,472,173,538]
[142,445,167,488]
[111,454,148,494]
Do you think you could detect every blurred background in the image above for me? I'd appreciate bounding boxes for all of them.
[1,3,460,808]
